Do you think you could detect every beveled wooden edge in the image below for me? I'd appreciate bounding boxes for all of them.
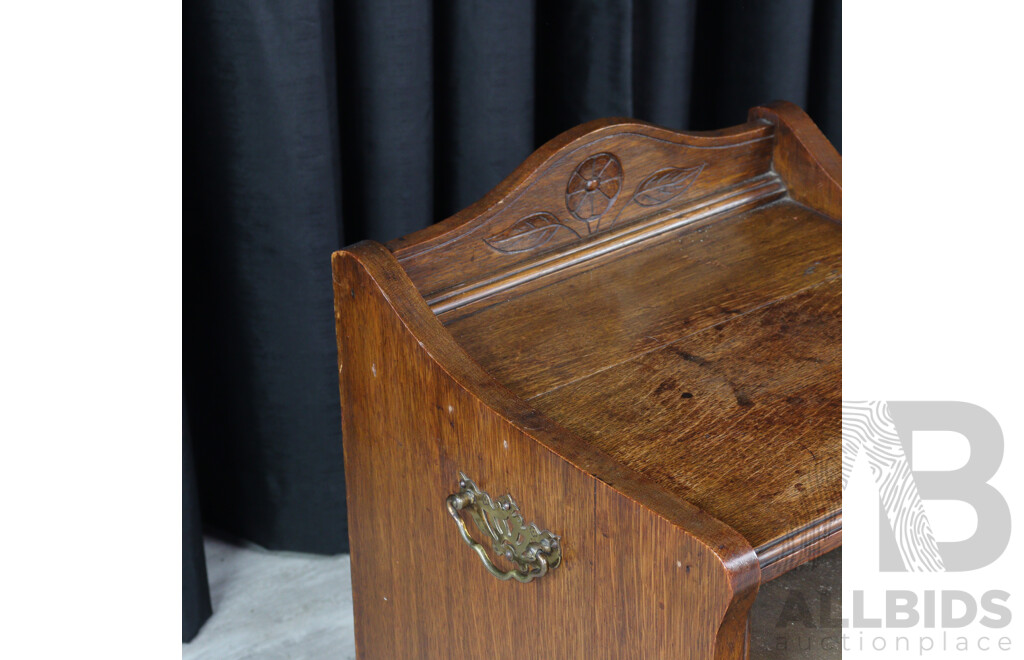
[332,240,762,649]
[387,116,775,257]
[756,511,842,582]
[749,100,842,577]
[748,100,842,219]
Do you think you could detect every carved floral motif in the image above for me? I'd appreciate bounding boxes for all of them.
[483,152,706,255]
[482,212,579,254]
[632,164,704,206]
[565,152,622,223]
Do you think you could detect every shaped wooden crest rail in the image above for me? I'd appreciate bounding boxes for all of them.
[390,102,840,315]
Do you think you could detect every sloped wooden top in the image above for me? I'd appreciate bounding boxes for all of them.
[389,102,841,578]
[442,199,840,567]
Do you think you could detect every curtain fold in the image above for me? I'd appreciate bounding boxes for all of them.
[632,0,699,129]
[184,0,841,640]
[337,0,435,242]
[182,403,211,642]
[434,1,537,217]
[535,0,636,139]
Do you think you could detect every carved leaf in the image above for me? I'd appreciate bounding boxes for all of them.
[484,212,567,254]
[632,164,705,206]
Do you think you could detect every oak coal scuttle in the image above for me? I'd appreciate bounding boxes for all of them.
[332,101,841,659]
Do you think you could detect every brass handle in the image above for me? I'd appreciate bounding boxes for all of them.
[446,472,562,583]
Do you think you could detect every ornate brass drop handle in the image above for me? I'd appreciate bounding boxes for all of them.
[446,473,562,583]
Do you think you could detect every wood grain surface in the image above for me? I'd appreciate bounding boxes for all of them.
[335,103,841,658]
[442,199,840,401]
[334,243,759,659]
[440,197,842,570]
[529,277,841,553]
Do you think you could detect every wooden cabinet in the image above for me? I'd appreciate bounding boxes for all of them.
[332,101,841,659]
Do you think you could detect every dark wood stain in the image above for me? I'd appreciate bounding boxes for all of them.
[530,279,841,554]
[334,101,840,658]
[442,200,840,401]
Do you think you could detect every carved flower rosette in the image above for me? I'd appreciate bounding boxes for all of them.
[484,150,706,255]
[565,152,622,230]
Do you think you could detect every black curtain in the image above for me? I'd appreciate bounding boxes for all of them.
[183,0,840,642]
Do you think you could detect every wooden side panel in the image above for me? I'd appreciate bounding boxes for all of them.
[749,101,841,219]
[594,486,757,660]
[333,242,759,659]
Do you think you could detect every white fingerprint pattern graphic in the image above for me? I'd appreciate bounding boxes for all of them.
[843,400,945,572]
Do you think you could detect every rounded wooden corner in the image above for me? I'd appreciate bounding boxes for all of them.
[749,100,842,219]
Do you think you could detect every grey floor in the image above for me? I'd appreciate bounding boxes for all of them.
[183,537,355,660]
[184,537,839,659]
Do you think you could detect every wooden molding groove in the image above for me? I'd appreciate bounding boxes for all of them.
[756,511,843,582]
